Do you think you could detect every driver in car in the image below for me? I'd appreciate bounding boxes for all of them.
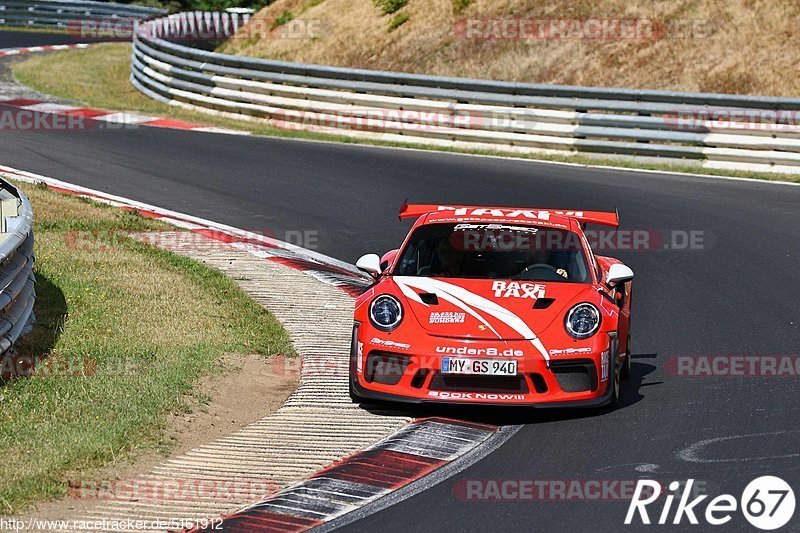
[521,249,569,279]
[433,238,463,276]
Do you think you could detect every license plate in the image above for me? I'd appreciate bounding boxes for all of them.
[441,357,518,376]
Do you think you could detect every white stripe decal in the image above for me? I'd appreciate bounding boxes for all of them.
[394,276,549,361]
[395,281,426,305]
[395,277,502,339]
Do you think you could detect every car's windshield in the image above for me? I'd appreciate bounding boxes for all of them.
[394,222,591,282]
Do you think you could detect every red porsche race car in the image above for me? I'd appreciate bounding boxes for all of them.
[349,204,635,408]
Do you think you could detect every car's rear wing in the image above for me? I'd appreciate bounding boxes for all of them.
[398,203,620,227]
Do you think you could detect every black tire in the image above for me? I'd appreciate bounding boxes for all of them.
[349,379,363,403]
[608,351,621,408]
[621,333,632,380]
[621,288,633,380]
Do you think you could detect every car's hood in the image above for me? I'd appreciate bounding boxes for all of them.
[391,275,595,341]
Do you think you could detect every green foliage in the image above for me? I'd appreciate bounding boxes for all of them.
[272,10,294,29]
[388,11,409,31]
[299,0,325,15]
[373,0,407,15]
[451,0,473,13]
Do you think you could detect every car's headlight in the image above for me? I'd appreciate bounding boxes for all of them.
[369,295,403,331]
[565,303,601,339]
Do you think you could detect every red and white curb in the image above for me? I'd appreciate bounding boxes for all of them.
[0,97,249,135]
[0,43,89,58]
[0,164,368,296]
[188,419,498,533]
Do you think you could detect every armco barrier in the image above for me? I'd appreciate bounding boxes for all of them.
[0,0,164,30]
[0,178,34,356]
[131,12,800,174]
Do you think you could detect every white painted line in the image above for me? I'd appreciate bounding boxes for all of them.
[93,112,158,124]
[20,103,82,113]
[191,126,251,135]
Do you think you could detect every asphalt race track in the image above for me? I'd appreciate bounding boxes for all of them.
[0,29,82,48]
[0,44,799,532]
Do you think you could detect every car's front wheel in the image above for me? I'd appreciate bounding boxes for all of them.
[349,378,363,403]
[621,332,632,380]
[608,351,622,408]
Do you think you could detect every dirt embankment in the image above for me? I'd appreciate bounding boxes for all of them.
[220,0,799,97]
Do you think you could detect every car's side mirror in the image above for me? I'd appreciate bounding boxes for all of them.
[356,253,382,279]
[606,263,635,287]
[380,249,399,271]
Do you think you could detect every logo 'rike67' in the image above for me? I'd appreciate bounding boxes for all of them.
[626,477,795,530]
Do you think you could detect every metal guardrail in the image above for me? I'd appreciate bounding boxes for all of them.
[0,178,35,356]
[0,0,165,30]
[131,12,800,173]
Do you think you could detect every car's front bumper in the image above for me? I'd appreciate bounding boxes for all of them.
[350,327,618,408]
[350,372,616,408]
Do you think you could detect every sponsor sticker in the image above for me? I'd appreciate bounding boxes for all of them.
[549,347,593,356]
[492,281,546,299]
[370,337,411,350]
[436,346,524,357]
[428,391,526,401]
[429,311,466,324]
[454,223,538,233]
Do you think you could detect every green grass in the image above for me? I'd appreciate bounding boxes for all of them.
[387,12,409,31]
[302,0,326,12]
[272,10,294,30]
[0,182,294,514]
[372,0,407,15]
[0,26,70,35]
[452,0,474,13]
[11,43,800,185]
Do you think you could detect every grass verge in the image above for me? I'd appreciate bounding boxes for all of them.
[0,181,294,514]
[0,26,71,35]
[10,43,800,184]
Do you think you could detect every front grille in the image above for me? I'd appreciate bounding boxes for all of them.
[429,373,529,394]
[551,360,597,392]
[410,368,430,388]
[529,373,548,393]
[364,351,411,385]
